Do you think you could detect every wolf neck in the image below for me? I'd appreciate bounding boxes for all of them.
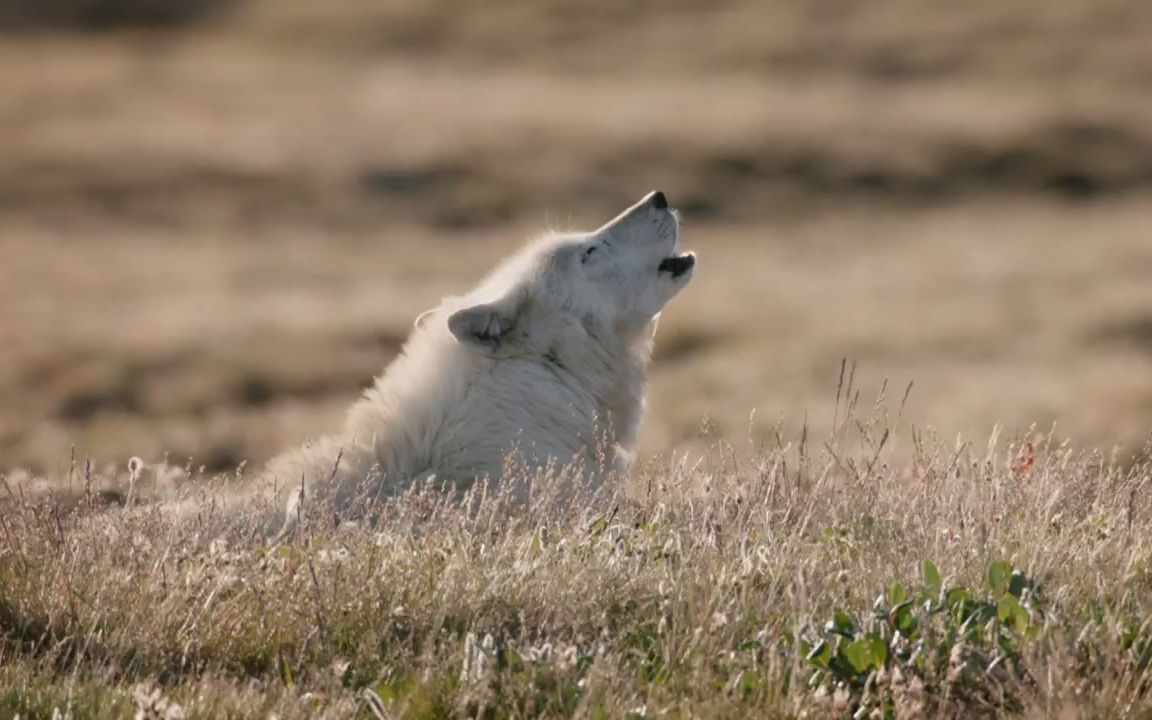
[548,323,653,456]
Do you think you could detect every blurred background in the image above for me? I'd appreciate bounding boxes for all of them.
[1,0,1150,479]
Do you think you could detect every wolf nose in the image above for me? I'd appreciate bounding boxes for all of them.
[649,190,668,209]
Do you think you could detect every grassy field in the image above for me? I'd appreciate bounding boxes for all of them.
[2,0,1152,715]
[3,0,1152,478]
[3,406,1152,718]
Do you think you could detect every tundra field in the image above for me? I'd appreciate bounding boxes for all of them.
[4,416,1152,718]
[2,0,1152,716]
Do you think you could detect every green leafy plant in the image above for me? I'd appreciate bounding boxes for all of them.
[801,559,1045,715]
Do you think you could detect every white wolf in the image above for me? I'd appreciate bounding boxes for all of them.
[254,190,695,536]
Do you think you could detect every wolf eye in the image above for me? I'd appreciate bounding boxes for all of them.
[581,246,598,264]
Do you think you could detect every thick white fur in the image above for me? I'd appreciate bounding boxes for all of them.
[255,191,695,537]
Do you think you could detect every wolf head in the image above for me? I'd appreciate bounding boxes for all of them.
[447,191,695,356]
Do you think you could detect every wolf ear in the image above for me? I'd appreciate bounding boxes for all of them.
[447,294,525,350]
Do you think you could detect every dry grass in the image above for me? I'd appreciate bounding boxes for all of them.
[3,390,1152,718]
[2,0,1152,475]
[3,1,1152,713]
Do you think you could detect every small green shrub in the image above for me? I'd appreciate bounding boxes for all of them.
[801,559,1046,716]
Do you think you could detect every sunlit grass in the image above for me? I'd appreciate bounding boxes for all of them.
[3,387,1150,718]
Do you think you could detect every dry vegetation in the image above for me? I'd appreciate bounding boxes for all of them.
[2,0,1152,476]
[3,0,1152,715]
[3,393,1152,718]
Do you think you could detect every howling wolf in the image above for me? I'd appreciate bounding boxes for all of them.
[241,191,694,535]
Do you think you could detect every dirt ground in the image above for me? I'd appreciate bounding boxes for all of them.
[2,0,1151,480]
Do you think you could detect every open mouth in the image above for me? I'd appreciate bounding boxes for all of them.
[658,253,696,278]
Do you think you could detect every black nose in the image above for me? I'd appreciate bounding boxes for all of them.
[650,190,668,209]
